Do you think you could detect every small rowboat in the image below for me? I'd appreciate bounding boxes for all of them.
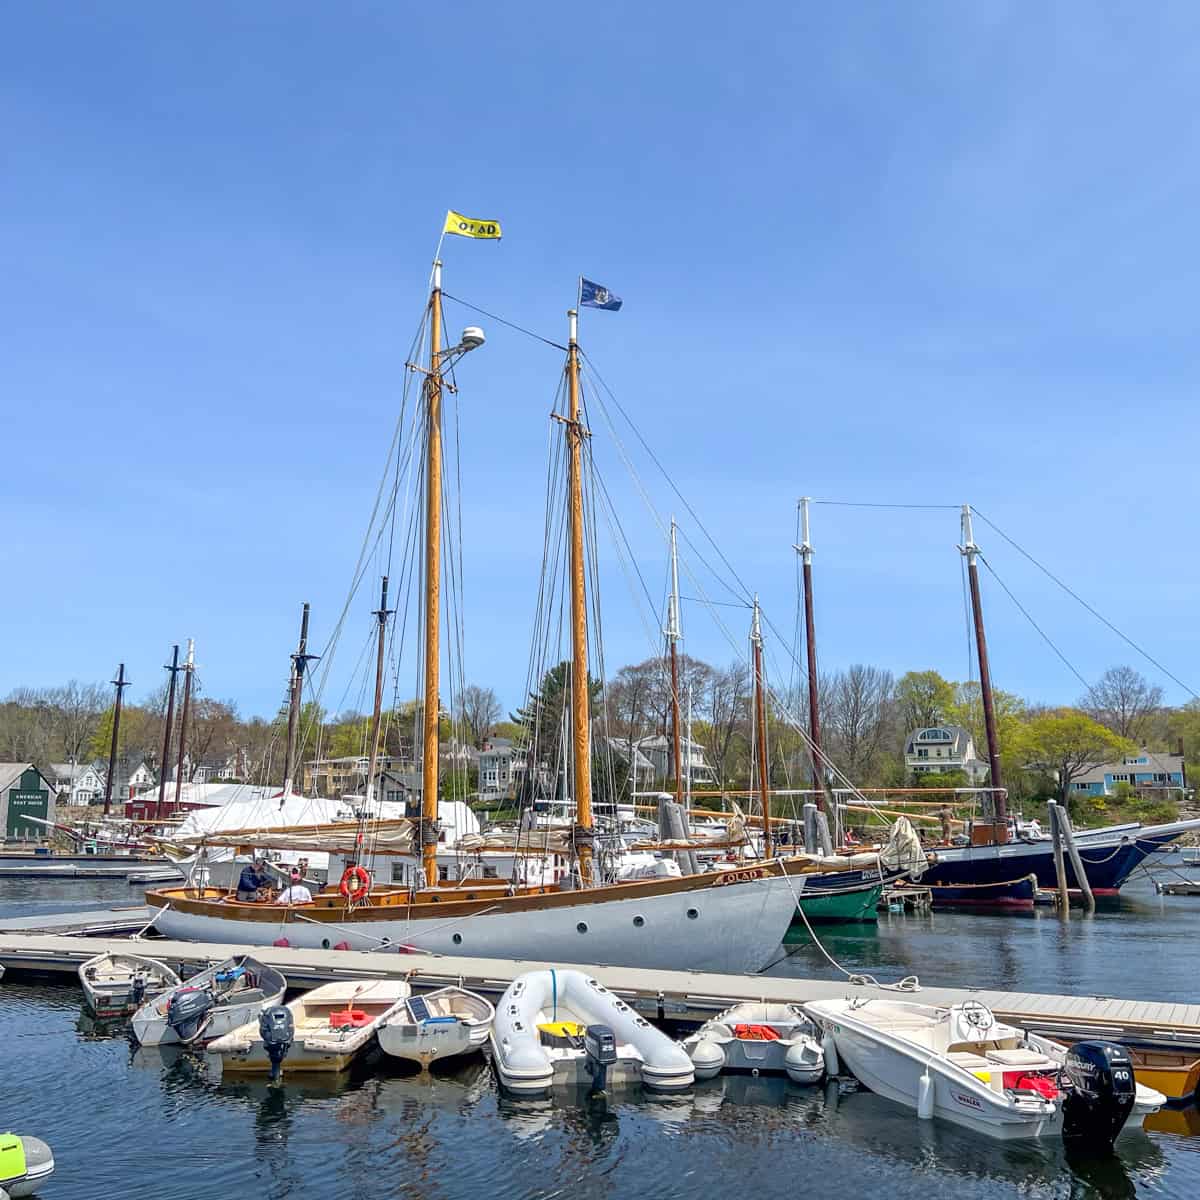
[378,986,494,1067]
[207,979,410,1074]
[78,952,180,1019]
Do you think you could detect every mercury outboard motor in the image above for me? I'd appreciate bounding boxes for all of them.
[1061,1040,1137,1149]
[259,1005,295,1082]
[584,1024,618,1094]
[131,974,147,1009]
[166,987,215,1043]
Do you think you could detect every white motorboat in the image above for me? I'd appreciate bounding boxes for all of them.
[378,986,494,1067]
[132,955,286,1047]
[806,997,1144,1147]
[207,979,409,1075]
[0,1134,54,1199]
[490,968,694,1095]
[681,1001,825,1084]
[78,951,181,1019]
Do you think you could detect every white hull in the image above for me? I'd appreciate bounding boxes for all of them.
[378,987,494,1066]
[152,874,798,974]
[78,953,180,1018]
[134,995,279,1047]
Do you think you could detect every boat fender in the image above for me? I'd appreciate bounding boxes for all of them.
[339,865,371,903]
[917,1071,934,1120]
[784,1041,825,1086]
[272,937,291,948]
[333,941,351,951]
[821,1034,840,1077]
[259,1005,295,1082]
[687,1038,726,1080]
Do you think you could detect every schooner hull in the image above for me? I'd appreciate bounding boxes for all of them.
[148,871,800,974]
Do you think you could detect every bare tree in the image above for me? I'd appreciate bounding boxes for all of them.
[706,660,750,788]
[187,697,241,777]
[456,684,502,748]
[825,664,895,781]
[49,681,106,768]
[1083,666,1164,743]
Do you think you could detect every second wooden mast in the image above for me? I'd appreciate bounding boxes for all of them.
[565,308,594,885]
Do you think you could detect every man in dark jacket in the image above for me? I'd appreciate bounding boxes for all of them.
[236,858,274,901]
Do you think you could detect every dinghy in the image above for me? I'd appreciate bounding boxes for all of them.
[78,951,181,1018]
[490,968,694,1095]
[378,986,494,1067]
[207,979,410,1074]
[806,997,1144,1146]
[0,1134,53,1199]
[132,955,286,1047]
[682,1001,825,1084]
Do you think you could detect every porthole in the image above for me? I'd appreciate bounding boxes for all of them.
[452,933,463,945]
[632,915,645,928]
[686,908,699,920]
[321,938,331,950]
[576,922,588,934]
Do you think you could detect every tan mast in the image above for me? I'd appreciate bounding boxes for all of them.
[422,263,445,888]
[566,308,594,885]
[751,598,773,859]
[666,517,684,804]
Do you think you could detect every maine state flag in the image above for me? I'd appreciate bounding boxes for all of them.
[579,278,623,311]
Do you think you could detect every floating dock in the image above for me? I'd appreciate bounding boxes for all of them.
[0,906,155,936]
[2,931,1198,1054]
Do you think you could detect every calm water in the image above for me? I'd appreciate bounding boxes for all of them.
[3,867,1200,1199]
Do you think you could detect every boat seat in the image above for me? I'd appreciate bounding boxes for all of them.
[220,988,265,1006]
[947,1051,991,1072]
[985,1048,1053,1067]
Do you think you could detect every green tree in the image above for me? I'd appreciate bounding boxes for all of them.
[896,670,955,734]
[1012,709,1134,805]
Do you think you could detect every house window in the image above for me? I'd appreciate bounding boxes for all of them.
[1074,782,1090,791]
[917,728,953,743]
[916,748,929,759]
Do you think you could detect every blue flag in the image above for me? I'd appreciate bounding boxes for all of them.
[580,278,623,311]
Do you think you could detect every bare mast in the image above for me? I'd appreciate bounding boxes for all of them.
[960,504,1008,841]
[751,599,773,860]
[102,663,129,816]
[666,517,684,804]
[154,645,181,820]
[795,497,827,815]
[365,576,391,807]
[172,639,195,809]
[282,603,314,799]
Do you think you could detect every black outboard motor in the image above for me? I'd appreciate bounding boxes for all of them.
[1061,1040,1137,1149]
[131,974,147,1009]
[166,987,215,1043]
[259,1005,295,1082]
[584,1024,618,1094]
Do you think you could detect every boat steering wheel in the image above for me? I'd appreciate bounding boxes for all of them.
[959,1000,994,1031]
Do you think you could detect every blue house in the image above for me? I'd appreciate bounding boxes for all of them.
[1070,750,1187,797]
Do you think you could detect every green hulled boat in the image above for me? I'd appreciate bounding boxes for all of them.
[791,877,883,925]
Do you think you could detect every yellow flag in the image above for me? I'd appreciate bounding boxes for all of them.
[443,210,503,240]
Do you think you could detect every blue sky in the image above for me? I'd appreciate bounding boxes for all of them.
[4,2,1199,717]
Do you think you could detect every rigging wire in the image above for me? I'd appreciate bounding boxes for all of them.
[442,291,567,351]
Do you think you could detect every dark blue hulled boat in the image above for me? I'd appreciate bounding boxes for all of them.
[922,818,1200,907]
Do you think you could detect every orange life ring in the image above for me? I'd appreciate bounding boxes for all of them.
[339,865,371,902]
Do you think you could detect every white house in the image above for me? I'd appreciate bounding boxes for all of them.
[903,725,988,783]
[478,738,517,803]
[635,734,717,787]
[607,738,658,787]
[50,762,107,805]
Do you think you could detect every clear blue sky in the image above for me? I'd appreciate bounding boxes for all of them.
[4,2,1199,718]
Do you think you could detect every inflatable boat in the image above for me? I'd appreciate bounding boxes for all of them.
[490,968,694,1095]
[682,1001,825,1084]
[0,1134,53,1199]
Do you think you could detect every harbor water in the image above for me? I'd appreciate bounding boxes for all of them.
[3,866,1200,1199]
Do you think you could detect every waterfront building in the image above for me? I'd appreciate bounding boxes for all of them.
[903,725,989,782]
[1069,750,1187,798]
[0,762,58,840]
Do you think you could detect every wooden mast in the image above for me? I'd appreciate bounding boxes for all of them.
[566,308,594,884]
[282,603,313,798]
[796,497,826,814]
[365,576,391,806]
[666,517,684,804]
[154,645,181,820]
[422,262,445,888]
[102,663,129,816]
[172,639,195,809]
[751,599,773,859]
[960,504,1008,841]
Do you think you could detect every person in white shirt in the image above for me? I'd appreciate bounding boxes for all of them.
[275,868,314,905]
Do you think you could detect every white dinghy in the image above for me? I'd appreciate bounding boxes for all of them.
[207,979,410,1076]
[132,955,286,1047]
[806,997,1146,1148]
[78,951,181,1019]
[378,986,494,1067]
[490,968,694,1095]
[682,1001,825,1084]
[0,1134,54,1199]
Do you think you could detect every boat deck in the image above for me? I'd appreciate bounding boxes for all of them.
[3,931,1199,1052]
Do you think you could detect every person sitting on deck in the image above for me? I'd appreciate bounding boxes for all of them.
[274,868,314,906]
[236,858,275,901]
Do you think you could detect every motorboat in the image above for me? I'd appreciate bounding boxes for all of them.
[207,979,410,1075]
[806,997,1147,1147]
[490,968,694,1094]
[681,1001,824,1084]
[377,985,494,1067]
[0,1134,54,1199]
[78,951,181,1019]
[131,955,286,1047]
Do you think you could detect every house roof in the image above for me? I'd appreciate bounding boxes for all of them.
[904,725,975,756]
[1073,750,1185,786]
[0,762,54,794]
[608,739,656,770]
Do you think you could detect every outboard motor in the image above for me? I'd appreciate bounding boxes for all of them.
[584,1024,618,1093]
[1061,1040,1137,1149]
[166,987,215,1044]
[258,1005,295,1082]
[131,974,147,1009]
